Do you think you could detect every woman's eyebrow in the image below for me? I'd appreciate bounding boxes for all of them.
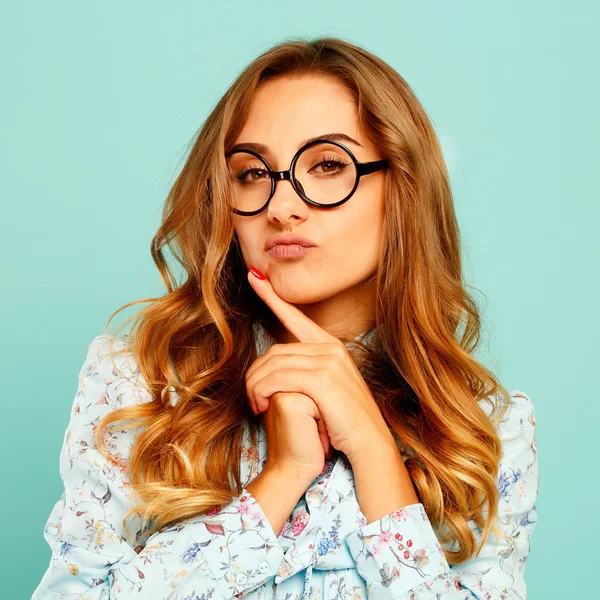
[227,132,363,155]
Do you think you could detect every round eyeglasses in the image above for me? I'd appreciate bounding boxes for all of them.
[225,138,388,216]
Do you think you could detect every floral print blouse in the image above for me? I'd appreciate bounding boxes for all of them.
[31,325,538,599]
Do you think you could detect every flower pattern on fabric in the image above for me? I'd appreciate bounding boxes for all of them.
[31,326,538,599]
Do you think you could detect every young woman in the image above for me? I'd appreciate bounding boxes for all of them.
[32,37,538,600]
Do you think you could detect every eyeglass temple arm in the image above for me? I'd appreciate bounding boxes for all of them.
[356,159,388,176]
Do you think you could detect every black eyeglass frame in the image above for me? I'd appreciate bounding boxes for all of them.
[224,138,389,216]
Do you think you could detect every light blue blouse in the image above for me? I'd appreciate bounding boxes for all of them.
[31,326,538,599]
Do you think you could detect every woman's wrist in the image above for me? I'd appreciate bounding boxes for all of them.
[245,465,314,536]
[350,443,419,524]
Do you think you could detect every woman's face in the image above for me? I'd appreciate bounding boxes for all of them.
[231,74,386,340]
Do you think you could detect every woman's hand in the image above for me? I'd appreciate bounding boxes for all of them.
[245,267,397,465]
[259,391,331,482]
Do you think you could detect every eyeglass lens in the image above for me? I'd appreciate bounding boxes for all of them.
[226,142,358,213]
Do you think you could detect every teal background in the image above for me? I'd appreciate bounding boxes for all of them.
[1,1,596,598]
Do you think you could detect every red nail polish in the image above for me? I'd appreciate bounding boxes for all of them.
[249,266,265,280]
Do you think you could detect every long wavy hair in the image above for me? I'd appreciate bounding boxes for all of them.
[94,36,511,565]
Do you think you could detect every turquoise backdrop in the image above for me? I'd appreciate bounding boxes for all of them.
[1,1,596,598]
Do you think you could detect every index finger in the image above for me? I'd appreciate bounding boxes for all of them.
[248,267,337,344]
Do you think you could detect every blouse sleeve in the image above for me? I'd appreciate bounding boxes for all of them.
[344,390,538,599]
[31,335,285,600]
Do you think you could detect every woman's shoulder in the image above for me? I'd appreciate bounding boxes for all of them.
[479,389,535,429]
[78,332,155,411]
[479,389,537,470]
[503,389,536,431]
[56,335,156,509]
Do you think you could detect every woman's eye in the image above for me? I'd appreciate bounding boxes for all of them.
[310,159,349,174]
[237,168,270,182]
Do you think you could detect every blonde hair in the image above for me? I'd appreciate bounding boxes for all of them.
[95,36,511,565]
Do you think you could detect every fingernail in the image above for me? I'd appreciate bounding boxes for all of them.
[249,266,265,280]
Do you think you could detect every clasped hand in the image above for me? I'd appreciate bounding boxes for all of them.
[244,267,395,465]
